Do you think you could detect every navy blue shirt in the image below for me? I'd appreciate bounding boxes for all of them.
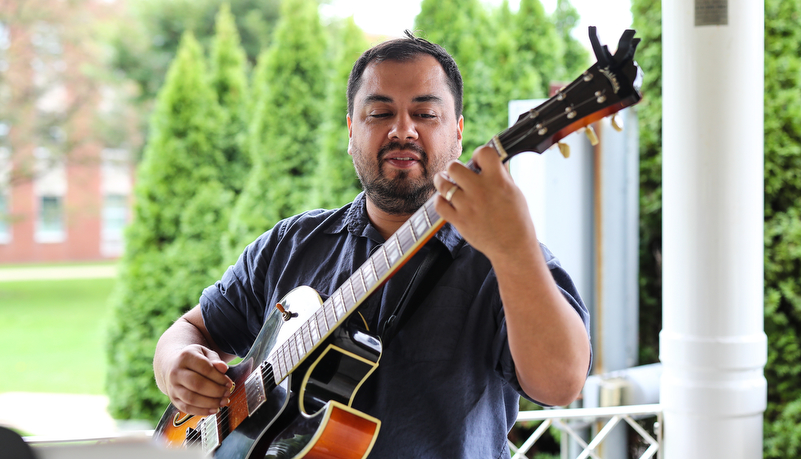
[200,192,590,458]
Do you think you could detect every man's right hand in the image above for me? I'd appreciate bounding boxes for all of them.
[154,305,237,416]
[161,344,233,416]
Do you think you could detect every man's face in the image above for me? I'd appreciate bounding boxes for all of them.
[347,55,464,215]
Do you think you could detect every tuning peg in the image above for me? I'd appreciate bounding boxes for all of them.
[611,113,624,132]
[584,126,599,146]
[558,142,570,158]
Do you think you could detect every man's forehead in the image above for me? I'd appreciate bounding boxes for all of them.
[355,56,453,105]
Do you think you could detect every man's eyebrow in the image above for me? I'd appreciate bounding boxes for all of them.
[413,95,445,104]
[362,94,445,105]
[363,94,393,105]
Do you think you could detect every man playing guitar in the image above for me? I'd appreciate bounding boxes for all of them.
[153,31,592,458]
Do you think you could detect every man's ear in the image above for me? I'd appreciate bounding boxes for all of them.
[347,115,354,155]
[455,115,465,157]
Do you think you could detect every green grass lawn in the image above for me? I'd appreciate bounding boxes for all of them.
[0,278,116,394]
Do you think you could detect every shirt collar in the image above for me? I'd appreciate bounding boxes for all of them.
[328,192,464,258]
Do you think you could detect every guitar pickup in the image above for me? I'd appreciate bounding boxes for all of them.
[245,366,268,416]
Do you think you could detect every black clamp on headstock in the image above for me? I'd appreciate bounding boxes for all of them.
[589,26,641,70]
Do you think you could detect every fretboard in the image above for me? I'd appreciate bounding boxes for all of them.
[266,195,447,383]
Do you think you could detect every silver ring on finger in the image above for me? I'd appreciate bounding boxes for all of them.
[444,184,459,202]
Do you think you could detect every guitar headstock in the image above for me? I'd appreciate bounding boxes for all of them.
[492,27,643,162]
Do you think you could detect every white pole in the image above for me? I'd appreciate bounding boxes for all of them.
[661,0,767,457]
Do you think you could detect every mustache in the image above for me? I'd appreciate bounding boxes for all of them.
[378,142,427,162]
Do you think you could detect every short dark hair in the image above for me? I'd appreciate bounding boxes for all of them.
[346,30,463,118]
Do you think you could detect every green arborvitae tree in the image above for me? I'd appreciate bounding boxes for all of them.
[483,1,542,134]
[109,0,280,104]
[513,0,564,97]
[763,0,801,456]
[631,0,663,365]
[105,32,231,422]
[553,0,590,78]
[224,0,328,257]
[209,3,251,198]
[416,0,500,154]
[103,0,281,164]
[308,17,368,210]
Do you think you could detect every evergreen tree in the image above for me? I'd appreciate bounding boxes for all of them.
[415,0,498,153]
[553,0,590,78]
[308,17,368,209]
[630,0,663,365]
[224,0,328,257]
[513,0,564,96]
[209,3,251,198]
[763,0,801,456]
[486,0,543,134]
[105,32,231,422]
[630,1,801,453]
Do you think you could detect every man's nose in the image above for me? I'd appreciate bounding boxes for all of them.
[388,113,418,141]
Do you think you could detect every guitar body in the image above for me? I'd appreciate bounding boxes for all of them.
[154,286,382,459]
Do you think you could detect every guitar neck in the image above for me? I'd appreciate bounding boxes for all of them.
[267,195,446,383]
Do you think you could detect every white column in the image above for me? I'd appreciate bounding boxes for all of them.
[661,0,767,457]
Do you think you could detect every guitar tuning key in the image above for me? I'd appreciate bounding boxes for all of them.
[558,142,570,158]
[584,126,599,146]
[611,113,624,132]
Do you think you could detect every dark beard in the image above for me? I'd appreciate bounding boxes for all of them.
[356,142,435,215]
[362,169,435,215]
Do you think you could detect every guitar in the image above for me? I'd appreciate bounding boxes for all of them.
[153,26,643,459]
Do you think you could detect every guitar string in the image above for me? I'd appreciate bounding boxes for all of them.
[501,86,607,154]
[179,67,628,449]
[185,203,441,445]
[497,70,600,152]
[183,365,275,445]
[182,80,608,447]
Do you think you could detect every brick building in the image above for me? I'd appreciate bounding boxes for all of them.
[0,0,135,264]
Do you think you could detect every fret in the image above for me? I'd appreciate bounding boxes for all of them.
[319,302,331,331]
[333,289,346,319]
[281,344,291,373]
[301,322,313,354]
[411,211,429,238]
[373,249,390,278]
[421,205,432,227]
[310,311,322,342]
[269,355,283,383]
[408,220,418,241]
[293,332,306,356]
[276,345,286,375]
[359,267,369,292]
[352,272,366,300]
[385,236,401,266]
[288,340,299,369]
[273,351,284,381]
[324,300,337,328]
[396,223,413,252]
[362,262,377,289]
[272,353,283,382]
[425,200,440,225]
[343,282,357,310]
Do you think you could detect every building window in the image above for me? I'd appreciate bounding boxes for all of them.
[0,146,9,244]
[101,149,131,257]
[0,193,9,244]
[36,195,65,243]
[102,194,127,240]
[0,21,8,73]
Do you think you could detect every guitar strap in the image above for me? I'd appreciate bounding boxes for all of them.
[378,239,453,349]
